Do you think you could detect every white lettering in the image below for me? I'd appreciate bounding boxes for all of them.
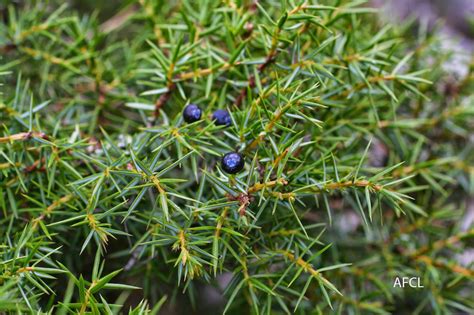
[393,277,401,287]
[393,277,423,288]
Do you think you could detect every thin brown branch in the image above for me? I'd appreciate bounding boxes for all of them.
[416,255,474,278]
[153,82,175,121]
[99,5,139,33]
[247,178,288,193]
[323,180,383,192]
[0,131,49,144]
[32,194,74,229]
[234,3,309,107]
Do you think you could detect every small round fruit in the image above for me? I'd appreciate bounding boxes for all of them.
[212,109,231,126]
[221,152,245,174]
[183,104,202,123]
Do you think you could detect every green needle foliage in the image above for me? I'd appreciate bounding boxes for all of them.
[1,0,473,314]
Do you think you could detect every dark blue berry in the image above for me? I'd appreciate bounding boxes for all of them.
[221,152,245,174]
[183,104,202,123]
[212,109,231,126]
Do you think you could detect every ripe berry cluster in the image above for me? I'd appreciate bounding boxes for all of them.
[182,104,244,174]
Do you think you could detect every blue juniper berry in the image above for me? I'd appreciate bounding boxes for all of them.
[183,104,202,123]
[221,152,245,174]
[212,109,231,126]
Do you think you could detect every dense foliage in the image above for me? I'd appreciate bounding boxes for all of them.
[0,0,473,314]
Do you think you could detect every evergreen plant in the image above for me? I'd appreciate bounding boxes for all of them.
[0,0,473,314]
